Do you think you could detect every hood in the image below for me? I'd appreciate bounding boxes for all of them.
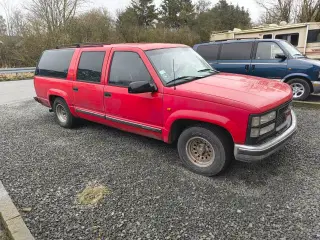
[171,73,292,113]
[295,58,320,67]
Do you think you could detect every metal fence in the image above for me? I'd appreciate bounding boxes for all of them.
[0,67,36,74]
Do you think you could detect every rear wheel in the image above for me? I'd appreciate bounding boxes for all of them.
[53,98,75,128]
[177,125,233,176]
[287,78,310,101]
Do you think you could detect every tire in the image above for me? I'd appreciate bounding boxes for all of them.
[53,98,75,128]
[287,78,310,101]
[177,125,233,176]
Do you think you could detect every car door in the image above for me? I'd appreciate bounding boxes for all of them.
[216,42,254,75]
[250,41,288,80]
[103,47,163,139]
[72,48,110,120]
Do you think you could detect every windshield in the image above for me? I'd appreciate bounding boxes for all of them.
[146,47,217,85]
[281,41,304,57]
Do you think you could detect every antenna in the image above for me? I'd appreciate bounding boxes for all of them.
[173,59,176,90]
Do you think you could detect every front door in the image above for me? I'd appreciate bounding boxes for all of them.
[103,48,163,139]
[216,42,254,75]
[72,48,110,120]
[250,41,288,80]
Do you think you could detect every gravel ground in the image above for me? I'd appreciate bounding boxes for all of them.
[0,100,320,240]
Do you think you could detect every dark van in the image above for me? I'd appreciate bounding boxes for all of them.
[193,39,320,100]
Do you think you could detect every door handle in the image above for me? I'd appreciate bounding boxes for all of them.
[252,65,255,72]
[104,92,112,97]
[73,87,78,92]
[245,65,249,72]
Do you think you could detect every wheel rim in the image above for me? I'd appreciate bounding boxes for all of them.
[56,104,67,123]
[290,83,305,98]
[186,137,215,167]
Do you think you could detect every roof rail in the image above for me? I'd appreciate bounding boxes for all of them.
[56,43,108,49]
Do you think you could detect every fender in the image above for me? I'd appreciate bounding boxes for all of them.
[282,73,312,82]
[163,110,243,144]
[47,89,77,116]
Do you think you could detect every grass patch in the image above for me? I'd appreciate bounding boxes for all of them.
[77,183,110,206]
[0,73,34,82]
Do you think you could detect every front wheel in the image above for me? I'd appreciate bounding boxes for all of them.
[177,125,233,176]
[287,78,310,101]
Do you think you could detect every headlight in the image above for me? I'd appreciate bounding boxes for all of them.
[250,123,275,137]
[251,111,276,127]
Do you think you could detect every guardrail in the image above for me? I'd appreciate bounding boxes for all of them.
[0,67,36,74]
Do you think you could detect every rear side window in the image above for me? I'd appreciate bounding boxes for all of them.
[36,49,75,79]
[220,42,253,60]
[77,51,105,83]
[196,44,220,61]
[275,33,299,46]
[307,29,320,43]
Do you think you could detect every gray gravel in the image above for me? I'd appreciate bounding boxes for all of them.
[0,100,320,240]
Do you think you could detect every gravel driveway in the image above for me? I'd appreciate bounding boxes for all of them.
[0,101,319,240]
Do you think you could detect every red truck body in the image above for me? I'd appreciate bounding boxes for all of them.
[34,43,297,176]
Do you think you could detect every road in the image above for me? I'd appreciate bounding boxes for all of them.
[0,80,35,105]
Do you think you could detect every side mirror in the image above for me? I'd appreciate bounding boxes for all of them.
[275,53,287,60]
[128,81,157,94]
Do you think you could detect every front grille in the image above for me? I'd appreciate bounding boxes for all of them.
[276,103,290,127]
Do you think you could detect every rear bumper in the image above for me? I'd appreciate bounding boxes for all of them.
[234,110,297,162]
[312,81,320,94]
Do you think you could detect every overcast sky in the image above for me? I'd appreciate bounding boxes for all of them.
[1,0,262,24]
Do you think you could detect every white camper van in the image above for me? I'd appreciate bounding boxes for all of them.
[210,22,320,59]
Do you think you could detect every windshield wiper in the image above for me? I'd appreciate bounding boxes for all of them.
[166,76,204,87]
[197,68,218,73]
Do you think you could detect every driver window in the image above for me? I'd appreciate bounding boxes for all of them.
[109,51,152,87]
[256,42,284,60]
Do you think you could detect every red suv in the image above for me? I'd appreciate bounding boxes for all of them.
[34,43,297,176]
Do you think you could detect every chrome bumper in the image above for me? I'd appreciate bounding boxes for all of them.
[312,81,320,94]
[234,110,297,162]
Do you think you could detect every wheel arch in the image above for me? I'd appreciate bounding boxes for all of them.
[168,118,234,144]
[283,74,314,93]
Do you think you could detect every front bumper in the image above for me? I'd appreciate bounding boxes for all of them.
[312,81,320,94]
[234,110,297,162]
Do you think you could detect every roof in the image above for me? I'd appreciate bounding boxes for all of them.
[54,43,188,51]
[105,43,187,51]
[212,22,320,35]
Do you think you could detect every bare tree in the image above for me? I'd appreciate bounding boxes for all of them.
[0,0,13,35]
[297,0,320,22]
[256,0,296,23]
[27,0,86,33]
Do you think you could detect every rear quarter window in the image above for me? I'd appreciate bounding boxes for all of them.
[196,44,220,61]
[36,49,75,79]
[220,42,253,60]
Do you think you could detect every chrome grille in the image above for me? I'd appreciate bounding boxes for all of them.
[276,103,290,127]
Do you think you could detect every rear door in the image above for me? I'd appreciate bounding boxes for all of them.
[216,42,254,75]
[72,48,110,120]
[251,41,288,80]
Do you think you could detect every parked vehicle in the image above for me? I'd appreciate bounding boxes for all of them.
[210,22,320,60]
[193,39,320,100]
[34,43,297,176]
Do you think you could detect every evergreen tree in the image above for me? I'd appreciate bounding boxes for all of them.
[131,0,157,27]
[159,0,195,29]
